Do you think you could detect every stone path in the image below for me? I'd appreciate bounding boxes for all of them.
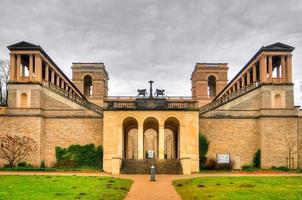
[0,171,301,200]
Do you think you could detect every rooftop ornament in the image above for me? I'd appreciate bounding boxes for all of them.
[137,80,165,99]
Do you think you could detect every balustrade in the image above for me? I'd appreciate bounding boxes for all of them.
[200,81,261,114]
[42,81,103,115]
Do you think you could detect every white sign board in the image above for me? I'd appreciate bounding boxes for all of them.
[217,154,230,164]
[148,150,154,159]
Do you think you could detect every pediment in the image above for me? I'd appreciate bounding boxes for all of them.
[262,42,295,52]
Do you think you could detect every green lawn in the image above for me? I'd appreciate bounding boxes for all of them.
[173,176,302,200]
[0,175,132,200]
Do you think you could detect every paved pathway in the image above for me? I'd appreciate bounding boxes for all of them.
[0,171,301,200]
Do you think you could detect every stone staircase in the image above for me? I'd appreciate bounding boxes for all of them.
[120,159,183,174]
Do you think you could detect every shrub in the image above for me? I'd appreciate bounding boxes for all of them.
[242,164,257,170]
[271,166,289,171]
[205,157,217,170]
[55,144,103,168]
[199,134,210,170]
[40,160,46,168]
[17,162,27,167]
[17,162,32,167]
[0,134,38,167]
[217,160,234,170]
[252,150,261,168]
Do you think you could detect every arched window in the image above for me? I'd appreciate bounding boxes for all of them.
[274,94,282,108]
[20,93,28,107]
[21,55,29,77]
[208,75,216,96]
[83,75,93,97]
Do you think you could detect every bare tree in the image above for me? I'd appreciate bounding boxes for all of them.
[0,60,10,105]
[283,132,297,170]
[0,134,38,167]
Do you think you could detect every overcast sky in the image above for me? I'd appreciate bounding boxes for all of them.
[0,0,301,105]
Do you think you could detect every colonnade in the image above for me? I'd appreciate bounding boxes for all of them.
[9,52,82,98]
[225,54,292,96]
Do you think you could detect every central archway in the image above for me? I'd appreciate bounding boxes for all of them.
[123,117,138,159]
[143,117,159,159]
[164,117,180,159]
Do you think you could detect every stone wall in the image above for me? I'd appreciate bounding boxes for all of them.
[44,117,103,167]
[0,83,103,168]
[0,116,103,167]
[199,118,259,169]
[260,117,298,168]
[0,116,43,167]
[298,115,302,168]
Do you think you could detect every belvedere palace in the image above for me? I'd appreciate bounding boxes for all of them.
[0,41,301,174]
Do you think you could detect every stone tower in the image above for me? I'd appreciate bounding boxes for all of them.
[191,63,228,106]
[72,63,109,106]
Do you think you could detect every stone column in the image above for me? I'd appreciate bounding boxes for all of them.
[236,81,240,90]
[281,56,286,82]
[61,80,65,89]
[259,55,267,83]
[247,71,251,85]
[286,55,292,83]
[34,54,42,82]
[56,76,60,86]
[241,76,245,87]
[138,124,144,159]
[45,64,49,82]
[252,65,257,82]
[9,53,16,81]
[29,55,33,81]
[16,54,21,81]
[51,70,55,84]
[158,125,165,159]
[268,56,272,83]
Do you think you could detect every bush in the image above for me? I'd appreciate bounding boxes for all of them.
[199,134,210,170]
[205,158,217,170]
[0,134,38,167]
[17,162,32,167]
[271,166,289,171]
[40,160,46,168]
[17,162,28,167]
[55,144,103,168]
[242,164,257,171]
[252,150,261,168]
[216,160,234,170]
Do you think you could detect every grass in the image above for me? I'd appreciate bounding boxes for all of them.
[0,175,132,200]
[173,176,302,200]
[0,166,102,172]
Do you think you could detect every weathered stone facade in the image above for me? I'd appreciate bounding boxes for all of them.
[0,41,301,174]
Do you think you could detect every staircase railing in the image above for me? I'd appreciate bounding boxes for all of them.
[200,81,261,114]
[42,81,103,115]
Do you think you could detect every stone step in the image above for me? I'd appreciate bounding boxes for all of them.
[120,159,183,174]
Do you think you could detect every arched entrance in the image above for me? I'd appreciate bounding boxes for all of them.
[164,117,180,159]
[123,117,138,159]
[143,117,159,159]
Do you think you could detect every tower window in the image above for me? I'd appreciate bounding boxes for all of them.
[21,55,29,77]
[208,75,216,97]
[83,75,93,97]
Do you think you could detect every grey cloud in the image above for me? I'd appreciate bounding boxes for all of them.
[0,0,301,105]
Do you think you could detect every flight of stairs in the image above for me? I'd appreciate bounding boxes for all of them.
[120,159,183,174]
